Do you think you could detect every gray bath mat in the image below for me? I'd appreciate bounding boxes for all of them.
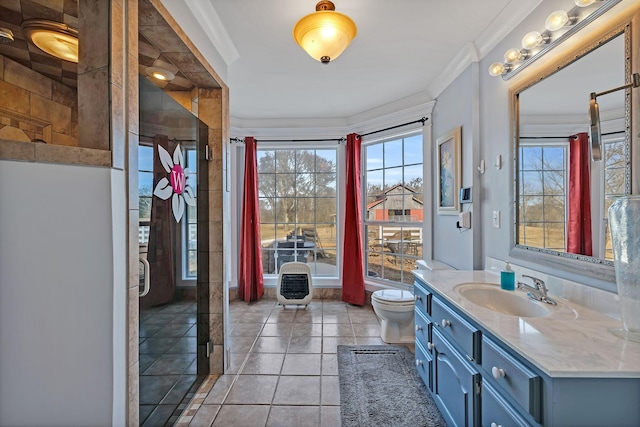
[337,345,446,427]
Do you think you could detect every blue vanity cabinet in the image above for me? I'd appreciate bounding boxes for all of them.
[432,328,481,427]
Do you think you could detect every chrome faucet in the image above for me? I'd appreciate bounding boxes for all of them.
[517,275,557,305]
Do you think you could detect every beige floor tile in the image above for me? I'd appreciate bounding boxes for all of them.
[322,337,355,353]
[240,353,285,375]
[267,309,297,323]
[273,376,321,405]
[281,354,322,375]
[211,404,270,427]
[294,310,323,323]
[321,376,340,406]
[230,322,264,337]
[320,406,341,427]
[291,323,323,337]
[203,375,235,405]
[288,336,322,353]
[322,323,355,337]
[228,336,257,353]
[188,404,219,427]
[260,323,294,337]
[321,354,338,375]
[253,336,290,353]
[225,375,279,405]
[352,322,382,337]
[266,405,320,427]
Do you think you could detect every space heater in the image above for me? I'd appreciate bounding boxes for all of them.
[277,262,313,307]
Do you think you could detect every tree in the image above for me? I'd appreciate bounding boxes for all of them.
[258,149,336,226]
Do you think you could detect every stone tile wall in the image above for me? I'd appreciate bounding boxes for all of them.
[0,55,78,146]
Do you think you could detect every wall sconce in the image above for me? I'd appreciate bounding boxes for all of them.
[589,73,640,161]
[488,0,621,80]
[0,27,14,43]
[21,19,78,63]
[293,0,357,64]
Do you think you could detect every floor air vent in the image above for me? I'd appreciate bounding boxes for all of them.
[277,262,313,307]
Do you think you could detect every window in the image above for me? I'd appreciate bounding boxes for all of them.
[364,133,423,285]
[518,143,567,251]
[602,134,628,260]
[183,148,197,278]
[257,148,338,277]
[138,144,153,247]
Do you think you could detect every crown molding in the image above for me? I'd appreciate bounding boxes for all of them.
[184,0,239,66]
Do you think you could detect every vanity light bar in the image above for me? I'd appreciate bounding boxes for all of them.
[489,0,621,80]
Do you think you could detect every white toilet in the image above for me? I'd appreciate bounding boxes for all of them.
[371,289,415,343]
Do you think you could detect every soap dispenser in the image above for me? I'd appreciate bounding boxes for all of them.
[500,261,515,291]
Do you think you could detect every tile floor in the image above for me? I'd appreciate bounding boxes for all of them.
[176,297,413,427]
[139,300,201,426]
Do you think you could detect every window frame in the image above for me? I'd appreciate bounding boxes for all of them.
[363,130,424,286]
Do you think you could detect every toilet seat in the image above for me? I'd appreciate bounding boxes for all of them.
[372,289,414,307]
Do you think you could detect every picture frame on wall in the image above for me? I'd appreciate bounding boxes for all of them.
[436,126,461,215]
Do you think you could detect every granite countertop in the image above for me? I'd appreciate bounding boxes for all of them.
[413,269,640,378]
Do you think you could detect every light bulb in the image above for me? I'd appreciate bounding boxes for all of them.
[545,10,570,31]
[574,0,596,6]
[504,48,523,64]
[489,62,506,77]
[522,31,544,50]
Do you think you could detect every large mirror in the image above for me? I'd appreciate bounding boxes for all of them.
[512,20,637,283]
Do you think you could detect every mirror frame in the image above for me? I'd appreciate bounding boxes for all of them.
[509,12,639,287]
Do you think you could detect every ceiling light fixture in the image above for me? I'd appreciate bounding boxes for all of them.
[489,0,620,80]
[0,27,15,43]
[146,67,175,81]
[21,19,78,63]
[292,0,357,64]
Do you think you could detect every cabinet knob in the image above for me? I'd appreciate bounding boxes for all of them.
[427,342,435,351]
[415,295,422,302]
[492,366,506,379]
[491,423,502,427]
[441,319,451,328]
[415,325,423,332]
[415,359,423,367]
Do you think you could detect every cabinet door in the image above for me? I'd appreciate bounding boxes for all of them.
[482,380,532,427]
[433,328,480,427]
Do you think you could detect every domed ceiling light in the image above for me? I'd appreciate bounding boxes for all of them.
[292,1,357,64]
[22,19,78,63]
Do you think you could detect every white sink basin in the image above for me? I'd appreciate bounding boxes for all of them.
[453,283,550,318]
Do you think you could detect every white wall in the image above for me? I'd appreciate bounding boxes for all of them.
[431,66,478,270]
[0,160,126,426]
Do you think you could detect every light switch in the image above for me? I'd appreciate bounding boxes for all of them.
[492,210,500,228]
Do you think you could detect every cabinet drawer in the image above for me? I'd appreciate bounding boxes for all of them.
[414,308,432,351]
[413,281,431,316]
[482,336,541,422]
[415,339,433,391]
[432,296,481,362]
[482,380,532,427]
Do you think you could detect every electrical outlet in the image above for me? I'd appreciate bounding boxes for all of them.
[493,210,501,228]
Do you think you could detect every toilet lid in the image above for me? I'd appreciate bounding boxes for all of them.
[373,289,414,303]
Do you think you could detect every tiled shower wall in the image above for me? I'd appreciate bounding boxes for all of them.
[0,55,78,146]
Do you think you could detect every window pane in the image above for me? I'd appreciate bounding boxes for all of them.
[296,198,316,221]
[140,196,152,221]
[521,146,542,170]
[259,198,276,223]
[260,224,277,245]
[259,174,276,198]
[258,150,276,173]
[316,173,336,197]
[366,170,384,197]
[605,168,625,195]
[316,150,337,172]
[366,143,383,171]
[276,173,296,195]
[139,172,153,197]
[384,166,403,190]
[275,199,296,222]
[384,139,403,168]
[404,135,423,165]
[543,170,564,195]
[316,198,336,222]
[276,150,296,172]
[139,145,154,171]
[187,251,197,277]
[187,150,197,172]
[543,147,564,170]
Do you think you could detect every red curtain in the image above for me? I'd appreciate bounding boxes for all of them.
[238,137,264,302]
[567,132,592,256]
[342,133,366,306]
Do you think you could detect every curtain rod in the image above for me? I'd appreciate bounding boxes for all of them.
[230,137,345,144]
[359,117,428,138]
[520,130,625,139]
